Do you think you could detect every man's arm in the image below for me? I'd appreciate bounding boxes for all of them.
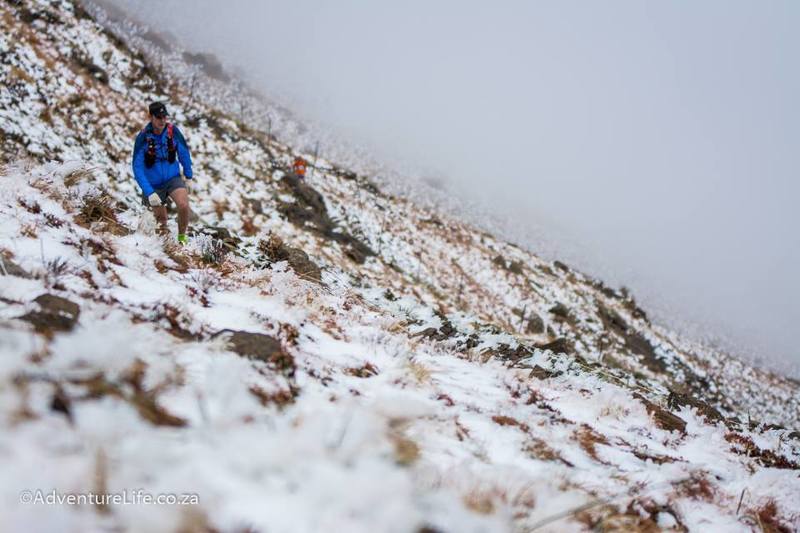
[131,132,154,197]
[174,126,193,179]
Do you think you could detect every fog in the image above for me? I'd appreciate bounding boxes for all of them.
[108,1,799,372]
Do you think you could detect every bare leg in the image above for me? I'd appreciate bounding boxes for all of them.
[169,188,190,235]
[152,205,168,234]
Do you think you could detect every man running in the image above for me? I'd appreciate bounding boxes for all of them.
[132,101,195,244]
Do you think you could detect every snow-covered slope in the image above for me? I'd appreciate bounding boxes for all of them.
[1,1,798,531]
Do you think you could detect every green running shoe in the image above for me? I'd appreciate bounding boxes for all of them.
[177,233,188,245]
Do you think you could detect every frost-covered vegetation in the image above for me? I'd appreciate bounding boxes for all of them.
[1,1,798,531]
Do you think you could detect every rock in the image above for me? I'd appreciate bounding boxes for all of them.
[667,391,725,424]
[548,303,571,321]
[525,314,545,334]
[598,303,666,374]
[283,247,322,282]
[329,231,374,264]
[222,330,295,377]
[535,337,573,355]
[553,260,570,272]
[412,312,457,342]
[492,254,524,275]
[507,260,524,275]
[529,365,561,380]
[597,305,628,336]
[244,197,263,215]
[49,385,72,423]
[383,289,397,301]
[625,331,666,373]
[0,256,31,278]
[277,175,374,264]
[258,235,322,283]
[196,225,241,251]
[20,294,81,334]
[182,51,230,82]
[634,393,686,434]
[484,342,534,362]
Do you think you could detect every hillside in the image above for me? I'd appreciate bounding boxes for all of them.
[1,1,799,531]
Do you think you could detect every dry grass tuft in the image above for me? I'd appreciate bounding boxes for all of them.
[150,302,200,340]
[724,432,800,470]
[75,193,129,235]
[391,431,421,466]
[463,491,495,515]
[388,418,420,466]
[525,437,573,466]
[492,414,529,433]
[407,359,432,384]
[63,167,96,187]
[213,199,228,220]
[18,197,41,214]
[751,499,792,533]
[575,501,667,533]
[241,215,259,236]
[575,424,610,463]
[675,472,715,502]
[461,483,537,519]
[20,223,38,239]
[346,362,379,378]
[162,242,191,273]
[249,385,297,409]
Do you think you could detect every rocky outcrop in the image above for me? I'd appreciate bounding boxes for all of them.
[258,234,322,283]
[277,175,374,264]
[19,294,81,335]
[220,330,296,378]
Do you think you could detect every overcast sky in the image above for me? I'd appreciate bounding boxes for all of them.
[109,0,799,372]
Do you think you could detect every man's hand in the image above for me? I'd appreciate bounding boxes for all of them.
[148,192,162,207]
[185,178,195,193]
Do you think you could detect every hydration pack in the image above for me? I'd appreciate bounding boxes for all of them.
[144,123,177,168]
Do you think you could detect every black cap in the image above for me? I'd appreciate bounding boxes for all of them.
[148,101,168,117]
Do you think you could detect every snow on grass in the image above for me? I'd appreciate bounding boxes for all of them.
[1,1,799,528]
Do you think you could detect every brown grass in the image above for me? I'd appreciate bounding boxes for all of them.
[492,414,530,433]
[75,194,129,235]
[752,500,792,533]
[575,501,667,533]
[463,490,495,515]
[407,359,431,383]
[18,198,41,214]
[575,424,610,462]
[213,199,229,220]
[725,432,800,470]
[20,363,190,428]
[675,472,715,502]
[63,167,96,187]
[10,66,34,84]
[241,215,259,236]
[249,385,297,409]
[461,483,537,519]
[346,362,379,378]
[387,418,420,466]
[151,302,200,340]
[525,437,573,466]
[162,243,191,273]
[20,223,38,239]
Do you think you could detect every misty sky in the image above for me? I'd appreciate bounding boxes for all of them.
[109,1,799,370]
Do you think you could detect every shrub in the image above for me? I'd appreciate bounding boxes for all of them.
[195,234,228,265]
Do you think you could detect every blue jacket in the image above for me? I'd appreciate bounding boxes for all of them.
[131,123,193,197]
